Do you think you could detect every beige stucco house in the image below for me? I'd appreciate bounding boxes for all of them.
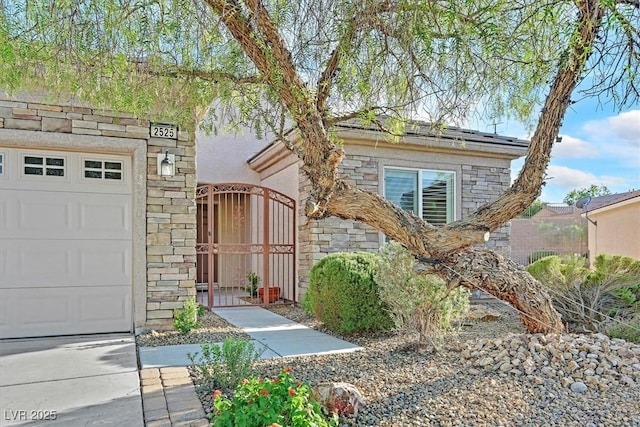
[582,191,640,264]
[0,91,527,339]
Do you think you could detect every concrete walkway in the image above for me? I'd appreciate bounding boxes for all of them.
[139,307,362,368]
[0,334,143,427]
[137,306,362,426]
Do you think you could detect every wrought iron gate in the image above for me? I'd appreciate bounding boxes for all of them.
[196,184,296,308]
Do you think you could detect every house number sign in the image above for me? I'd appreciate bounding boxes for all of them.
[150,123,178,139]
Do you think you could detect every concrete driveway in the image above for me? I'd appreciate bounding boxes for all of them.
[0,334,143,426]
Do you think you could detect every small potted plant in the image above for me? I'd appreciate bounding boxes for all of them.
[246,272,260,298]
[258,286,280,303]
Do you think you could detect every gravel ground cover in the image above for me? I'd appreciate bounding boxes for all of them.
[141,301,640,426]
[135,308,249,347]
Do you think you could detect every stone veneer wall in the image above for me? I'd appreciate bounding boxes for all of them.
[0,97,196,330]
[298,154,514,294]
[461,164,512,257]
[297,155,381,293]
[145,128,197,330]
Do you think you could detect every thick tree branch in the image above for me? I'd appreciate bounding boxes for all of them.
[440,0,606,246]
[208,0,343,217]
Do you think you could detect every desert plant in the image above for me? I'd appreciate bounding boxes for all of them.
[376,242,470,350]
[246,272,261,298]
[606,318,640,344]
[173,298,203,333]
[614,284,640,308]
[189,338,264,393]
[527,254,640,333]
[307,252,393,335]
[211,367,338,427]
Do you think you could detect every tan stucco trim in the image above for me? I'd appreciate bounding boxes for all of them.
[0,129,148,330]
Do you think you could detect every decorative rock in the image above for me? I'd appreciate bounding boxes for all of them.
[467,306,503,321]
[314,382,366,416]
[621,376,635,387]
[566,360,579,372]
[570,382,588,393]
[561,377,574,388]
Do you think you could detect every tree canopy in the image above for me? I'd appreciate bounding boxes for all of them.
[563,184,612,205]
[1,1,638,132]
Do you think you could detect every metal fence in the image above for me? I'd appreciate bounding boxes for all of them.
[510,203,588,265]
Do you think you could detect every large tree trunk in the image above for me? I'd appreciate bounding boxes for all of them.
[438,248,565,333]
[208,0,606,335]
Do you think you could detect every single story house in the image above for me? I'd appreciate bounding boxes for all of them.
[0,93,527,339]
[582,190,640,264]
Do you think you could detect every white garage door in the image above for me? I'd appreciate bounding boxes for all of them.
[0,147,132,339]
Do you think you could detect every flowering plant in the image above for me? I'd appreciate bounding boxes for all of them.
[211,367,338,427]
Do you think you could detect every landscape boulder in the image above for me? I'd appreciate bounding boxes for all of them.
[313,382,365,416]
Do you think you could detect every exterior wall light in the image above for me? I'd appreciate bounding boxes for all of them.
[157,150,175,177]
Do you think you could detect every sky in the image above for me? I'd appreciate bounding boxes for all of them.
[503,99,640,203]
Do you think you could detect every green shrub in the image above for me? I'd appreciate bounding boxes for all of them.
[527,254,640,333]
[173,298,203,333]
[307,252,393,335]
[189,338,264,392]
[211,368,338,427]
[528,251,557,264]
[301,291,314,315]
[606,319,640,344]
[376,242,470,349]
[614,284,640,307]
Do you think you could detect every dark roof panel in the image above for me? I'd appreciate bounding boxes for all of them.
[334,118,530,149]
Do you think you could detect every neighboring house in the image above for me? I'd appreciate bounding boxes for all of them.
[510,191,640,266]
[196,119,528,302]
[510,204,588,265]
[0,93,196,339]
[581,191,640,264]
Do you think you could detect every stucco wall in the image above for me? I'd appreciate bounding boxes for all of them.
[196,129,266,185]
[588,199,640,263]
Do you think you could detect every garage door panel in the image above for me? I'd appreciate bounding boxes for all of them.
[1,240,131,288]
[79,242,131,281]
[1,190,130,240]
[0,147,133,339]
[0,286,131,339]
[79,197,131,237]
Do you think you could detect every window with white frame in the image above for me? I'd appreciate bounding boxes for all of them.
[384,168,455,225]
[0,152,4,175]
[83,159,123,181]
[22,155,65,177]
